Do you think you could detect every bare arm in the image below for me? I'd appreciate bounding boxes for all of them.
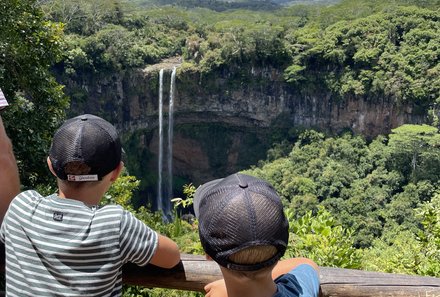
[0,116,19,222]
[271,257,319,279]
[204,279,227,297]
[149,234,181,268]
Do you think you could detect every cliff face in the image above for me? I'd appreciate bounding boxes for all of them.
[65,60,426,201]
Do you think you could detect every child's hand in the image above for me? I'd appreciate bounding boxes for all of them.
[204,279,227,297]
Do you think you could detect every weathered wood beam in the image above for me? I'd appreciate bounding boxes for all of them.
[1,246,439,296]
[122,254,440,297]
[317,266,440,297]
[123,254,220,292]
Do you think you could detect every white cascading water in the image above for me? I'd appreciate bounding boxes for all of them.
[157,67,176,218]
[165,66,176,217]
[157,69,164,212]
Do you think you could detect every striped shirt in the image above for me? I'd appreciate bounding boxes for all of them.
[0,190,158,296]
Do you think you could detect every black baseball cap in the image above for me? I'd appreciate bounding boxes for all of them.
[194,173,289,271]
[49,114,122,181]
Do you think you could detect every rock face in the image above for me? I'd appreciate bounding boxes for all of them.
[65,60,426,203]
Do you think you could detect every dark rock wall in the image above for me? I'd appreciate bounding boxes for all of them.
[63,61,426,205]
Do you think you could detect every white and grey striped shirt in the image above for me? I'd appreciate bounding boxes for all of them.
[0,190,158,296]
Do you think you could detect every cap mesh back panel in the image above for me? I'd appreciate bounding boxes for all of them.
[200,180,288,265]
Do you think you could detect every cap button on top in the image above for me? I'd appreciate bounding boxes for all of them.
[80,116,88,121]
[235,174,248,189]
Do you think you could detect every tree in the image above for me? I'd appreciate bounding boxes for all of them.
[363,192,440,277]
[285,206,362,269]
[39,0,124,35]
[284,7,440,107]
[387,124,440,183]
[0,0,68,188]
[416,192,440,276]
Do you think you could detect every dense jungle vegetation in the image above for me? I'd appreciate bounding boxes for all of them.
[1,0,439,295]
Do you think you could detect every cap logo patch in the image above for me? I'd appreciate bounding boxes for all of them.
[67,174,99,182]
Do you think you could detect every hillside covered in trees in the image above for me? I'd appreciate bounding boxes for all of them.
[1,0,439,295]
[50,0,439,109]
[2,0,438,186]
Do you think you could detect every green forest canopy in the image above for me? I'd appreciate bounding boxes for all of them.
[49,0,439,107]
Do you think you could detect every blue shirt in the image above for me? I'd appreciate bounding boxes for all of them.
[274,264,320,297]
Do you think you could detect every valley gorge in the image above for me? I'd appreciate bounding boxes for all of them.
[62,58,427,206]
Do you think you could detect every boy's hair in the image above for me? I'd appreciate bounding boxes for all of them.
[226,245,278,279]
[57,161,99,188]
[49,114,121,182]
[228,245,278,266]
[194,173,289,272]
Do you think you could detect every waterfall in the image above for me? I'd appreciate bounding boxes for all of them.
[156,67,176,218]
[165,66,176,217]
[157,69,164,212]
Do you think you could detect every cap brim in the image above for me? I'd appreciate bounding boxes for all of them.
[193,178,224,218]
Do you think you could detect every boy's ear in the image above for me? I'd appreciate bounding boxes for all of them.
[205,254,213,261]
[110,161,124,182]
[46,157,57,177]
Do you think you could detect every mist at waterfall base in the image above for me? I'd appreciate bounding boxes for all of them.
[156,67,176,220]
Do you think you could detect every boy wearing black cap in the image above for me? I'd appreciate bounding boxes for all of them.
[194,173,320,297]
[0,114,180,296]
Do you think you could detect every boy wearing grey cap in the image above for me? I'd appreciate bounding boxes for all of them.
[194,173,320,297]
[0,114,181,296]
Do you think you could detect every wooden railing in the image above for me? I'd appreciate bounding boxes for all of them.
[1,248,439,296]
[122,254,440,297]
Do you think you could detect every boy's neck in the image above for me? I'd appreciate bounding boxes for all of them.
[57,179,111,206]
[221,268,277,297]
